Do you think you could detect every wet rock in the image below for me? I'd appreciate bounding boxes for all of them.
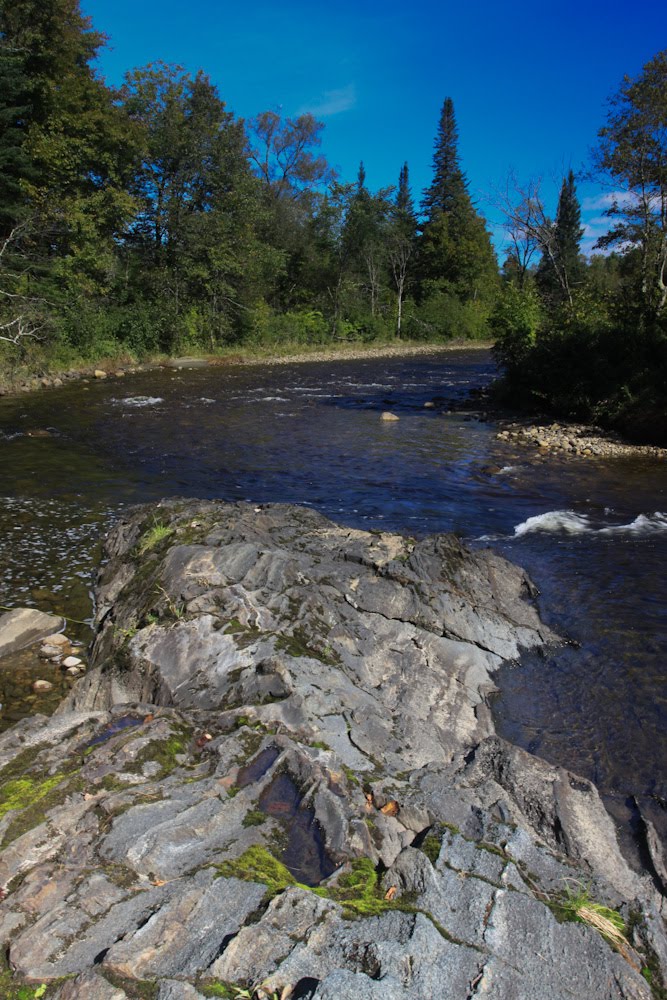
[39,644,64,660]
[94,369,107,379]
[165,357,209,369]
[63,656,83,668]
[381,411,399,421]
[0,608,65,656]
[32,679,54,692]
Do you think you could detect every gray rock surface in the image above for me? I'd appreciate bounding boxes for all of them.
[0,607,65,656]
[0,501,662,999]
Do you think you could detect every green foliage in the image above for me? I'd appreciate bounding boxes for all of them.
[412,289,492,341]
[491,281,542,369]
[594,49,667,322]
[495,50,667,445]
[1,0,502,379]
[248,307,329,346]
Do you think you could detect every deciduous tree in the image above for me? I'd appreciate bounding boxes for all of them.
[593,49,667,320]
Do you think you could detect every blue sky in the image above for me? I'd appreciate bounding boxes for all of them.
[85,0,664,257]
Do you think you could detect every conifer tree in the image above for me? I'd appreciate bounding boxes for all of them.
[536,169,583,306]
[396,162,416,226]
[421,98,469,221]
[417,98,497,329]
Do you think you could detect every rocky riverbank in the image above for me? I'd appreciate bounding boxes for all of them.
[0,340,490,399]
[0,501,664,999]
[495,419,667,460]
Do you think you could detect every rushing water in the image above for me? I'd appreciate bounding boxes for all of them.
[0,349,665,859]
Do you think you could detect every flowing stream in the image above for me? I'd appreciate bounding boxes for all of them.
[0,348,665,861]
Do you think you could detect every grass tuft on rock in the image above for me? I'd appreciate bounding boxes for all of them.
[136,520,173,556]
[554,882,627,950]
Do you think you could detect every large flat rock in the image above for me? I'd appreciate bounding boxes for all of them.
[0,502,662,998]
[0,608,65,657]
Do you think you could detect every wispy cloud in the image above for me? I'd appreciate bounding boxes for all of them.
[298,84,356,117]
[582,191,636,211]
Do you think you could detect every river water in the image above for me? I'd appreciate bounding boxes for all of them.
[0,348,665,861]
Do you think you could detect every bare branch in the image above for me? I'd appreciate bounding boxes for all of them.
[0,315,45,346]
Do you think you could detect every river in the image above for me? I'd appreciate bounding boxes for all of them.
[0,348,665,863]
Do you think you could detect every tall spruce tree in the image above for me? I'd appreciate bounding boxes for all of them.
[536,169,583,306]
[421,98,469,220]
[396,162,416,225]
[417,98,497,330]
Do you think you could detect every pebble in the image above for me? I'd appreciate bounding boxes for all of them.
[65,666,81,676]
[32,680,53,693]
[63,656,83,668]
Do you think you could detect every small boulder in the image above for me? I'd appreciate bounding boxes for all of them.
[0,608,65,657]
[63,656,83,668]
[39,644,64,660]
[32,679,54,693]
[44,633,70,647]
[381,411,400,422]
[94,370,107,379]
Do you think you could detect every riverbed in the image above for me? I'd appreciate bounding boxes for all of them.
[0,348,665,861]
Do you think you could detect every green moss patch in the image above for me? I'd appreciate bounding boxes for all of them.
[0,763,84,847]
[100,970,158,999]
[216,845,296,899]
[0,952,60,998]
[123,727,191,779]
[242,809,267,828]
[216,848,409,921]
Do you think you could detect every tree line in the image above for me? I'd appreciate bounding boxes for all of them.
[493,50,667,443]
[2,0,665,444]
[0,0,497,367]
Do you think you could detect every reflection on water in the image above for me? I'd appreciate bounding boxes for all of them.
[0,349,665,855]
